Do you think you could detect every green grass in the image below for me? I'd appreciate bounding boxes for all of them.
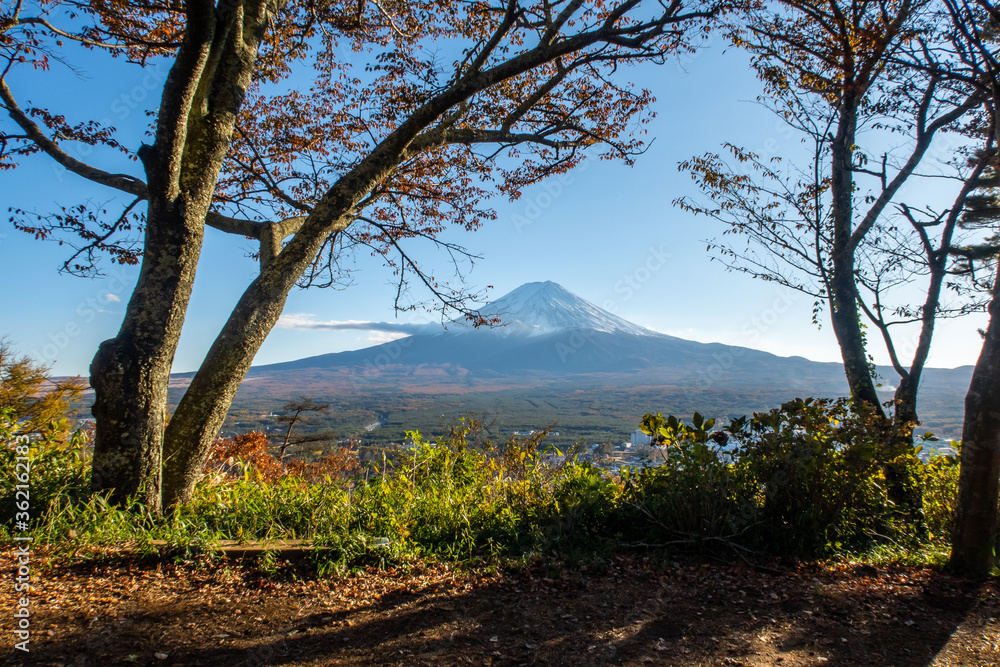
[0,404,984,576]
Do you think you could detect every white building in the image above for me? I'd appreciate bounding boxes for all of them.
[630,429,653,448]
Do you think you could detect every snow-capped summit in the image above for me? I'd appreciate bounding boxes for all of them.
[468,281,660,337]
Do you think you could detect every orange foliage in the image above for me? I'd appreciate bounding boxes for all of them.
[206,431,359,485]
[2,0,710,281]
[285,448,361,483]
[206,431,284,483]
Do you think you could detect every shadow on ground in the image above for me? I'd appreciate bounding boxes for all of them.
[5,558,999,666]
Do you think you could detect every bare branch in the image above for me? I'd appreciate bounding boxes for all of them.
[0,79,147,197]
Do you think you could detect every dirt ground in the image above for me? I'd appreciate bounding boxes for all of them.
[2,551,999,666]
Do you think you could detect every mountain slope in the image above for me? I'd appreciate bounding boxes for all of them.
[251,282,972,388]
[460,281,658,337]
[234,282,971,439]
[251,282,854,390]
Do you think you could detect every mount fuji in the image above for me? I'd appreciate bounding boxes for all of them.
[250,281,958,385]
[254,280,768,377]
[455,281,657,337]
[234,281,970,439]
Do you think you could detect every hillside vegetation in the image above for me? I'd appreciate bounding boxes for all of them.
[2,400,969,568]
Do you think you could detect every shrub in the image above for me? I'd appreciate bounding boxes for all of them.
[206,431,285,483]
[623,399,913,556]
[205,431,360,485]
[725,398,898,555]
[0,408,92,530]
[620,411,740,543]
[919,445,961,545]
[0,338,86,439]
[4,404,961,569]
[0,341,91,531]
[544,462,620,547]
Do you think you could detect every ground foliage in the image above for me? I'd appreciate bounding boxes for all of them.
[0,399,976,569]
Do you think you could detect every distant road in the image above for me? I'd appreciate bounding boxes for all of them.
[365,413,389,432]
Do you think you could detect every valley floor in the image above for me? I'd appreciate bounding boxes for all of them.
[3,553,999,666]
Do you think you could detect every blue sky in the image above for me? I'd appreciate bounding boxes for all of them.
[0,34,985,378]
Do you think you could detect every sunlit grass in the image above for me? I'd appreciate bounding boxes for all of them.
[1,407,980,575]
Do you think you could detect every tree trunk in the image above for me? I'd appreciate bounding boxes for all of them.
[883,282,940,516]
[88,0,274,510]
[160,274,293,505]
[892,190,962,432]
[161,134,424,506]
[89,206,205,511]
[155,12,685,506]
[893,375,920,429]
[159,74,470,507]
[828,96,887,418]
[950,264,1000,579]
[160,218,348,506]
[828,277,884,413]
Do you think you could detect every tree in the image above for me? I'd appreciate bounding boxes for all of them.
[2,0,721,510]
[0,337,86,439]
[942,0,1000,579]
[952,261,1000,578]
[274,395,333,461]
[677,0,980,438]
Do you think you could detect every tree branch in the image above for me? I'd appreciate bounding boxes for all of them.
[0,79,147,197]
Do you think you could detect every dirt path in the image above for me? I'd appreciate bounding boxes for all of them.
[2,553,999,666]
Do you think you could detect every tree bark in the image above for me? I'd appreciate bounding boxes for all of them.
[883,229,950,512]
[89,206,205,509]
[89,0,275,510]
[890,148,979,434]
[950,263,1000,579]
[890,243,949,431]
[827,95,887,417]
[158,44,519,505]
[828,275,884,411]
[160,266,304,506]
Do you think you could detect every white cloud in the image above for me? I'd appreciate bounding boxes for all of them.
[366,331,409,345]
[104,293,121,302]
[277,313,439,335]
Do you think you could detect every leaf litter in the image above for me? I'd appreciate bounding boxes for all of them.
[2,552,999,666]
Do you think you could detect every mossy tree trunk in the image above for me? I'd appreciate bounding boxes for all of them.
[88,0,275,510]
